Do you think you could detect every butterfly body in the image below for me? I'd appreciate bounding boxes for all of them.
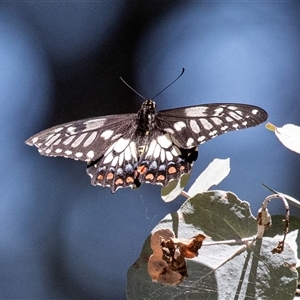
[26,100,268,192]
[135,99,157,134]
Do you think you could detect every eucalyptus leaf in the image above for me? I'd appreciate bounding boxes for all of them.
[161,172,191,202]
[188,158,230,197]
[263,215,300,270]
[127,191,298,299]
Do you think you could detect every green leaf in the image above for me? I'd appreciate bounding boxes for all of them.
[262,215,300,270]
[127,191,298,299]
[161,172,191,202]
[188,158,230,197]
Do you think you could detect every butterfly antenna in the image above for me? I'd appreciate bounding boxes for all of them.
[152,68,185,99]
[119,76,147,100]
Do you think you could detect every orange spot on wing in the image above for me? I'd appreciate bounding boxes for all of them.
[115,178,124,185]
[168,166,177,174]
[180,165,185,171]
[97,174,104,181]
[157,175,165,181]
[107,173,114,180]
[126,176,134,183]
[145,174,154,181]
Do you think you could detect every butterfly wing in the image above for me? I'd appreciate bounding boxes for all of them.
[26,102,268,193]
[156,103,268,149]
[133,132,198,188]
[25,113,137,162]
[85,127,196,192]
[86,130,140,192]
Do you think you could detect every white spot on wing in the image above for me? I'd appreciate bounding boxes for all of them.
[111,156,118,167]
[160,149,165,162]
[124,146,131,161]
[53,138,62,146]
[111,133,122,141]
[84,119,106,131]
[104,143,115,156]
[213,107,224,115]
[100,129,114,140]
[252,109,258,115]
[166,151,173,161]
[221,125,229,131]
[118,152,124,166]
[153,144,161,158]
[186,137,194,147]
[157,134,172,149]
[174,121,186,131]
[209,130,218,136]
[103,152,114,164]
[75,152,83,158]
[114,138,130,153]
[171,146,181,157]
[45,133,54,142]
[63,135,76,145]
[129,142,137,161]
[146,140,157,157]
[54,127,64,133]
[67,126,76,134]
[32,137,39,144]
[55,148,62,153]
[211,117,223,125]
[198,136,206,142]
[65,150,72,155]
[45,133,61,146]
[229,111,243,120]
[190,120,200,133]
[164,128,174,134]
[199,119,213,130]
[86,150,95,159]
[184,106,208,117]
[84,131,97,147]
[71,133,88,148]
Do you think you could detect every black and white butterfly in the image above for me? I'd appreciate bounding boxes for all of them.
[26,99,268,192]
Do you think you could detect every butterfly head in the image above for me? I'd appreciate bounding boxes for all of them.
[141,99,156,111]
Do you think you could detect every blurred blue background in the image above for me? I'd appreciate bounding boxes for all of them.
[1,2,299,299]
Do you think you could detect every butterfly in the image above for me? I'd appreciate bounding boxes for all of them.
[26,99,268,192]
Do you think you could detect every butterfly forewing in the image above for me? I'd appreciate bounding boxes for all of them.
[25,113,136,162]
[156,103,268,148]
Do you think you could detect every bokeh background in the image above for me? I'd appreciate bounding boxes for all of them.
[1,2,300,299]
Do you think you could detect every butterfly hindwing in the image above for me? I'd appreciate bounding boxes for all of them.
[135,133,198,188]
[86,131,198,192]
[86,132,139,191]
